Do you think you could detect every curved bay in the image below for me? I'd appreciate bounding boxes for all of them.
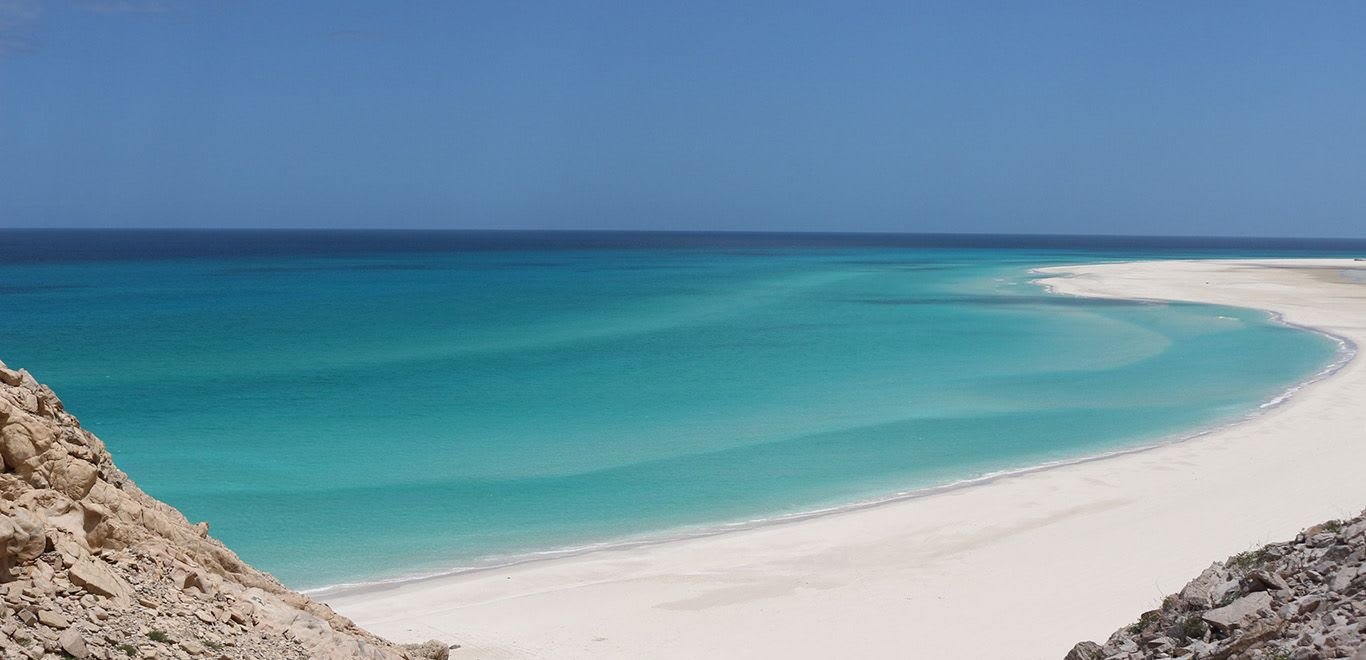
[0,245,1339,588]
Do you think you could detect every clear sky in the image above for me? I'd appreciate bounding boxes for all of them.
[2,1,1364,236]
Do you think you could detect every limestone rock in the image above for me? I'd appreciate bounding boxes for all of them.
[37,608,70,628]
[59,627,90,658]
[1332,566,1360,592]
[1178,563,1229,609]
[1065,510,1366,659]
[1202,591,1273,632]
[403,640,452,660]
[1243,568,1289,592]
[1063,640,1104,660]
[0,359,453,659]
[0,416,43,474]
[0,507,45,579]
[48,454,99,500]
[69,557,132,604]
[0,367,21,387]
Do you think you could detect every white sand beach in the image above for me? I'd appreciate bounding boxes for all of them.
[326,259,1366,660]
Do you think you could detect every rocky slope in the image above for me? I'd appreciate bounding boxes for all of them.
[0,359,451,660]
[1067,512,1366,660]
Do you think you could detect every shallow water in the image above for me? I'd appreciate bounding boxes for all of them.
[0,231,1350,589]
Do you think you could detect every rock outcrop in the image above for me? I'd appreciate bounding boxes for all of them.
[1066,512,1366,659]
[0,359,451,659]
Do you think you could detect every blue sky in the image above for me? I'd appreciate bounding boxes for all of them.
[2,1,1364,236]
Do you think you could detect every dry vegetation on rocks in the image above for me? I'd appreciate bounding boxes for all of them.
[1067,513,1366,660]
[0,359,452,660]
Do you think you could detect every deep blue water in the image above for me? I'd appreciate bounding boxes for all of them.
[0,230,1356,589]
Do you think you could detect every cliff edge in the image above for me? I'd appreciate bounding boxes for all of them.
[0,359,450,660]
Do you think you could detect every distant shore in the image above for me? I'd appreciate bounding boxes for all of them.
[326,259,1366,659]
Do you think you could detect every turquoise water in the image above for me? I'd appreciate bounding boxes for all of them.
[0,232,1346,589]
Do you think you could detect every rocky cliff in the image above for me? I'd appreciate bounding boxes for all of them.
[1067,512,1366,660]
[0,359,450,660]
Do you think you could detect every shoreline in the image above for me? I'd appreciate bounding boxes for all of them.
[309,316,1349,601]
[326,258,1366,659]
[307,263,1353,601]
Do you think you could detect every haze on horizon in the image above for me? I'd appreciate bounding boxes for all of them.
[1,1,1364,238]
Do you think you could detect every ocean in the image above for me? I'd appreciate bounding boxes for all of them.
[0,230,1357,590]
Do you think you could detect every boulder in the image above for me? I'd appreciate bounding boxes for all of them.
[0,417,41,474]
[403,640,452,660]
[1344,521,1366,541]
[37,608,70,628]
[0,508,46,580]
[1289,594,1324,617]
[1179,563,1234,609]
[58,627,90,658]
[1202,591,1274,633]
[1243,569,1289,592]
[68,557,132,605]
[48,455,100,500]
[1063,641,1103,660]
[1332,566,1360,592]
[0,367,21,387]
[174,566,219,596]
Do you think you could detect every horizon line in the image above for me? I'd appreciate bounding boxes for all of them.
[2,226,1365,242]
